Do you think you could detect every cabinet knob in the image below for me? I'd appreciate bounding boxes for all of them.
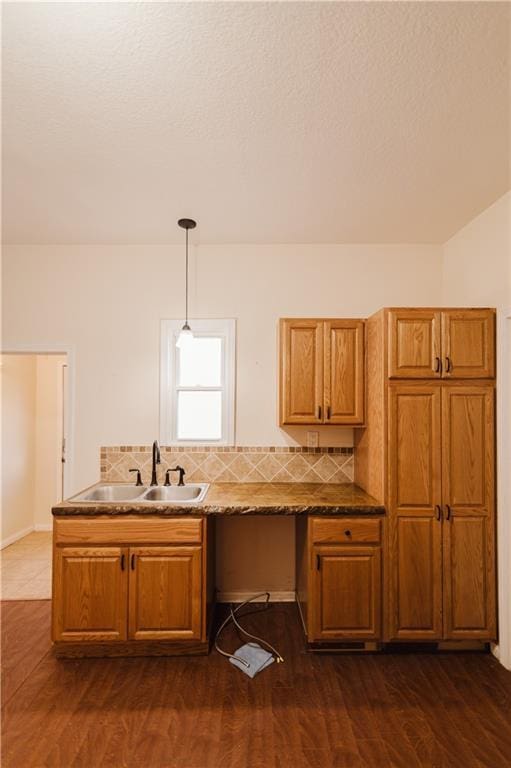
[344,530,352,537]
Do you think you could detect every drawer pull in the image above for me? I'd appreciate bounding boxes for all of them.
[317,405,322,420]
[445,504,452,521]
[120,554,125,571]
[434,357,442,374]
[435,505,442,521]
[316,554,321,571]
[445,356,452,373]
[131,554,136,570]
[344,530,352,537]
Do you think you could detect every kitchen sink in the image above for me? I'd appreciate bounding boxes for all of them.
[142,484,208,502]
[69,483,209,504]
[71,485,148,502]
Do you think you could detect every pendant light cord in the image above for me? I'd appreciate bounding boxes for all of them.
[185,226,189,326]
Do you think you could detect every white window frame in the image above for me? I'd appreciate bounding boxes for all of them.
[160,318,236,446]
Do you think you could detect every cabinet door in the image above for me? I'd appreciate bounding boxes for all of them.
[280,319,323,424]
[128,547,202,640]
[324,320,364,424]
[442,385,496,639]
[441,310,495,379]
[388,310,441,378]
[53,546,128,642]
[387,384,443,640]
[311,546,381,640]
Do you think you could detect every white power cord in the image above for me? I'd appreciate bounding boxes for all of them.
[214,592,284,669]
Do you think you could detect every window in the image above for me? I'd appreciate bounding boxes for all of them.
[160,319,235,445]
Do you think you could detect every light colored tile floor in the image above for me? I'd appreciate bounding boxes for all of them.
[1,531,52,600]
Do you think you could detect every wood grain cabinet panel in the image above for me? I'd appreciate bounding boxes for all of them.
[311,546,381,640]
[390,516,443,639]
[442,385,496,639]
[387,384,443,639]
[128,547,202,641]
[280,319,324,424]
[53,546,128,642]
[54,517,203,545]
[442,310,495,379]
[388,310,441,379]
[279,318,364,426]
[311,517,381,545]
[324,320,364,424]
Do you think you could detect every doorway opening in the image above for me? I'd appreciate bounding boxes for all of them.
[1,352,69,599]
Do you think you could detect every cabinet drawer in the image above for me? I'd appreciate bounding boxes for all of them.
[310,517,381,545]
[54,517,203,545]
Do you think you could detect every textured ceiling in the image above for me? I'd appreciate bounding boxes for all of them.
[2,1,510,245]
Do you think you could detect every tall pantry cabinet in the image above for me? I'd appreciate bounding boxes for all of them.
[354,308,496,643]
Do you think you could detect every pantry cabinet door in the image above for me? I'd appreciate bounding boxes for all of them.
[324,320,365,424]
[441,310,495,379]
[53,546,128,642]
[280,319,324,425]
[388,310,441,379]
[387,384,443,640]
[128,546,202,641]
[442,385,496,640]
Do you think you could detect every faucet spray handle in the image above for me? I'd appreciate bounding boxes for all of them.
[171,466,186,486]
[129,468,143,486]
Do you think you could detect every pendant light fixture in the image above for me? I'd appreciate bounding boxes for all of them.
[176,217,197,349]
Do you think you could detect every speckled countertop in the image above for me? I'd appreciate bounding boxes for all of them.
[52,482,384,517]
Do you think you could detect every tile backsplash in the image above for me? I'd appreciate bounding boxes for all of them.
[101,446,354,485]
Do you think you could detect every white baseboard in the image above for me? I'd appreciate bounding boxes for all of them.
[34,524,53,532]
[0,525,35,550]
[216,590,296,603]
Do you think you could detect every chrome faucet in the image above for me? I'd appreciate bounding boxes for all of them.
[150,440,161,486]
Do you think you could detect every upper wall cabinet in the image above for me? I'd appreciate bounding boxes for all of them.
[441,310,495,379]
[279,319,364,426]
[388,309,495,379]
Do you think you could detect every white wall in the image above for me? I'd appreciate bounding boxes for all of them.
[1,355,37,544]
[442,191,511,670]
[2,244,441,595]
[2,243,442,494]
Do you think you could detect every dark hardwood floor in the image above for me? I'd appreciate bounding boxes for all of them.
[2,600,511,768]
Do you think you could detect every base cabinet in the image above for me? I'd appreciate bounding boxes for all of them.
[296,516,383,644]
[52,518,212,655]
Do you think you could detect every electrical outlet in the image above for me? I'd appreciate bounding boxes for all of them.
[307,431,319,449]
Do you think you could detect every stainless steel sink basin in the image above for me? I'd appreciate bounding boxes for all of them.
[71,485,148,502]
[68,483,209,504]
[143,485,208,503]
